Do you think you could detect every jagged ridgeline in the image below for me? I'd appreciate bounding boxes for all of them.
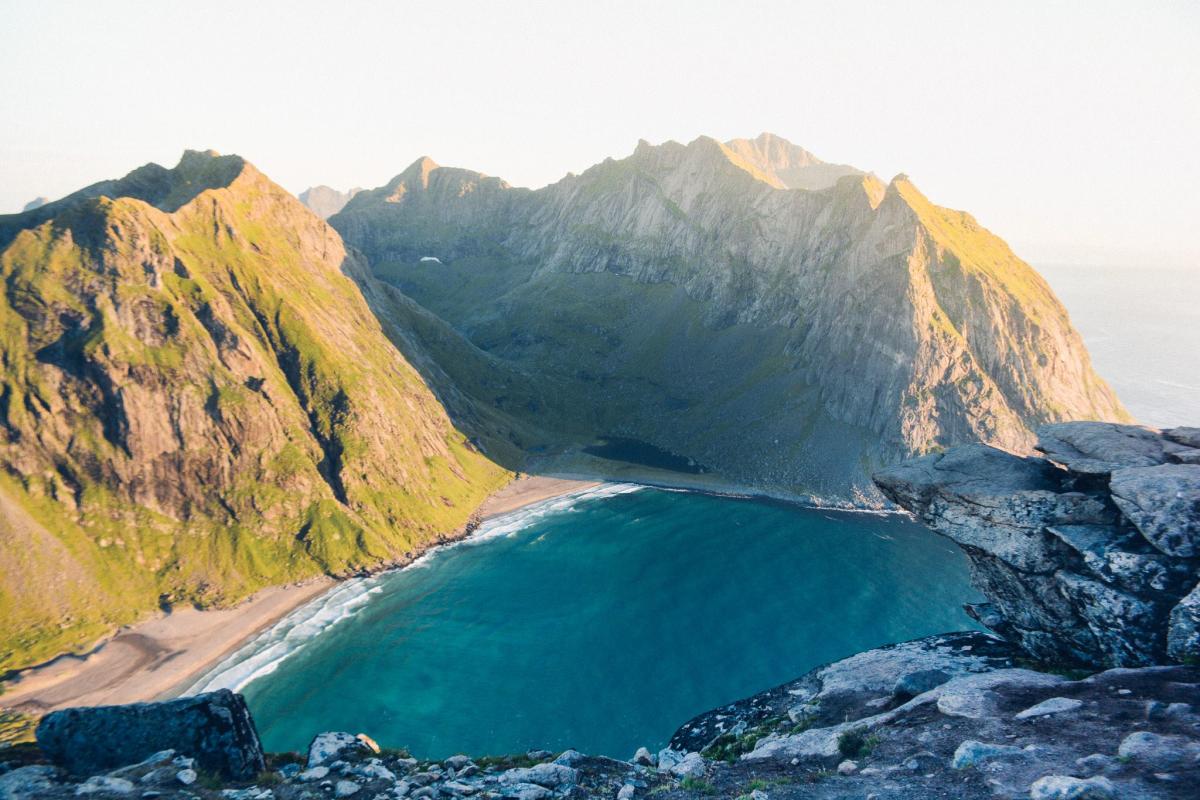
[332,133,1128,498]
[0,151,510,671]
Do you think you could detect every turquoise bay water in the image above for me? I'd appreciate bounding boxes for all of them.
[197,487,978,759]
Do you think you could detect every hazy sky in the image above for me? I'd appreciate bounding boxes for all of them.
[2,1,1197,266]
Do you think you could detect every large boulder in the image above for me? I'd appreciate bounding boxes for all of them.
[36,690,265,779]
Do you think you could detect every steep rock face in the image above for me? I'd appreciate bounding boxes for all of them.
[297,185,362,219]
[874,422,1200,668]
[0,151,508,671]
[334,135,1126,499]
[723,132,863,190]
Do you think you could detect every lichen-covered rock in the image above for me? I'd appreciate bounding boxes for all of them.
[0,765,60,800]
[35,690,264,779]
[951,740,1023,769]
[1035,422,1167,475]
[667,753,706,779]
[497,763,578,789]
[892,668,951,698]
[307,732,369,768]
[1029,775,1116,800]
[1169,581,1200,662]
[1109,464,1200,557]
[669,631,1017,754]
[1117,730,1200,770]
[1014,697,1083,719]
[73,776,135,795]
[632,747,654,767]
[875,423,1200,668]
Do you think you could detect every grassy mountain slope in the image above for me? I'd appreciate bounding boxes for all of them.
[0,151,508,672]
[332,135,1127,500]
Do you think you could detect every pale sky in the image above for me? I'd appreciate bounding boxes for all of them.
[2,1,1198,267]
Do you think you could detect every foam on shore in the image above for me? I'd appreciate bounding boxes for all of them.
[185,482,641,695]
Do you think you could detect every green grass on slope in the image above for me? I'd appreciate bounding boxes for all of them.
[0,171,509,674]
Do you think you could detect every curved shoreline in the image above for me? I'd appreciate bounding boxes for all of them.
[0,476,600,719]
[0,472,890,721]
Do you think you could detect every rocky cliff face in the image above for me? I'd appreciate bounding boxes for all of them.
[874,422,1200,668]
[333,134,1127,499]
[0,151,508,671]
[297,185,362,219]
[723,132,864,190]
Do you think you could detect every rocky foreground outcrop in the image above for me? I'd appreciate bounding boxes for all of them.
[874,422,1200,668]
[3,636,1196,799]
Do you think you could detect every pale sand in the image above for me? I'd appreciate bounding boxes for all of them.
[0,579,334,715]
[0,475,601,716]
[475,475,601,519]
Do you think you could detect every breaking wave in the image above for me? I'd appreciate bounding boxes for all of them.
[184,482,642,695]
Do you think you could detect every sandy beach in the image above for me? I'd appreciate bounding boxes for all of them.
[476,474,602,519]
[0,475,600,718]
[0,580,334,715]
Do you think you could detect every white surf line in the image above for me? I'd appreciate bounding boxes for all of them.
[633,480,899,517]
[184,482,643,695]
[184,577,385,695]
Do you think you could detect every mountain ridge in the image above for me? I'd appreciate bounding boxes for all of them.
[0,150,509,672]
[332,133,1127,498]
[297,185,362,219]
[724,131,865,190]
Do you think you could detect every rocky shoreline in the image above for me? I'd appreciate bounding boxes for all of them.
[875,422,1200,668]
[2,422,1196,799]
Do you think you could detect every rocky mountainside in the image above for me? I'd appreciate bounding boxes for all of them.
[876,422,1200,669]
[297,186,362,220]
[332,134,1128,500]
[0,151,508,672]
[723,132,863,190]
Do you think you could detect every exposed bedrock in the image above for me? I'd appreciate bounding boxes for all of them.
[874,422,1200,668]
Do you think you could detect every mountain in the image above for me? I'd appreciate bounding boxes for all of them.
[0,151,508,672]
[21,197,49,213]
[298,185,362,219]
[723,132,863,190]
[332,134,1128,499]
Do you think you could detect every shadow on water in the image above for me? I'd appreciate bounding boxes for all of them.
[582,437,708,474]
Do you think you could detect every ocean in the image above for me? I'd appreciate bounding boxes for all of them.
[191,486,977,758]
[1037,262,1199,427]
